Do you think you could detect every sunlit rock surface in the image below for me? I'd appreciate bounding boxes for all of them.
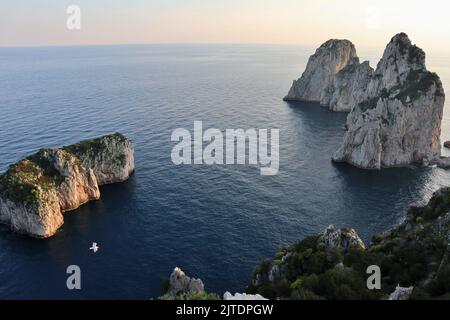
[0,133,134,238]
[333,33,445,169]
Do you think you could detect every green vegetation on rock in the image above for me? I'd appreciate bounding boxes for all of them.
[0,148,87,211]
[395,71,443,103]
[0,133,130,211]
[0,156,58,210]
[358,70,443,113]
[247,188,450,300]
[63,133,129,168]
[63,134,122,159]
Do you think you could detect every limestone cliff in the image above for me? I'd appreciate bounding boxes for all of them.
[0,133,134,238]
[63,133,135,185]
[333,33,445,169]
[284,39,373,112]
[158,267,266,300]
[319,225,366,252]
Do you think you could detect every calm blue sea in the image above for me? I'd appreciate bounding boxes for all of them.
[0,44,450,299]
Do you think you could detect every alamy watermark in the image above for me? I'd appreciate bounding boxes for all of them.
[367,265,381,290]
[66,265,81,290]
[66,5,81,30]
[171,121,279,176]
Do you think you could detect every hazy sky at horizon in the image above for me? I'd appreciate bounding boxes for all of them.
[2,0,450,54]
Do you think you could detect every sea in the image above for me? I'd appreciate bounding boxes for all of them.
[0,44,449,299]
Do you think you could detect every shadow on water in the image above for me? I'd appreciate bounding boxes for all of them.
[2,45,450,299]
[0,174,137,252]
[63,174,138,234]
[332,161,436,204]
[284,100,348,119]
[285,99,435,188]
[281,100,439,239]
[0,175,138,299]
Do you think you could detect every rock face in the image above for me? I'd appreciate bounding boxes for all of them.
[63,133,135,185]
[389,285,414,300]
[48,149,101,211]
[284,39,373,112]
[320,225,366,252]
[167,267,205,296]
[333,33,445,169]
[325,59,373,112]
[0,133,134,238]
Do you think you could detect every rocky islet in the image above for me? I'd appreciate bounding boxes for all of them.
[0,133,134,238]
[286,33,445,170]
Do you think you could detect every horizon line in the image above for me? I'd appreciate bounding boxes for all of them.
[1,41,449,56]
[0,41,379,50]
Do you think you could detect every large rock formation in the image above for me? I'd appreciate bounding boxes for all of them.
[325,59,373,112]
[63,133,134,185]
[320,225,366,252]
[0,133,134,238]
[159,268,267,300]
[284,39,373,112]
[247,187,450,300]
[333,33,445,169]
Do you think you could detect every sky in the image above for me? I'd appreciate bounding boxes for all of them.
[1,0,450,54]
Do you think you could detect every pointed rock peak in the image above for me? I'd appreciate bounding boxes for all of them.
[373,33,428,89]
[284,37,361,105]
[381,33,426,70]
[390,32,411,45]
[317,39,356,56]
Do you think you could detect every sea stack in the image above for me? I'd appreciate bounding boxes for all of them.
[0,133,134,238]
[284,39,373,112]
[333,33,445,169]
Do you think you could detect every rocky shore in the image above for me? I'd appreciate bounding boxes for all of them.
[157,187,450,300]
[285,33,445,170]
[158,186,450,300]
[245,187,450,300]
[0,133,134,238]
